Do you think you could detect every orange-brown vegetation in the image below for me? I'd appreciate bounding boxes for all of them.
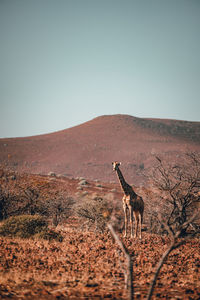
[0,222,199,299]
[0,168,199,299]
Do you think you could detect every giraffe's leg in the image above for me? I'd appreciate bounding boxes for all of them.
[134,212,139,238]
[139,213,142,239]
[129,206,133,238]
[123,204,127,238]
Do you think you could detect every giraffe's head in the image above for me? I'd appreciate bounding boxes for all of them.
[112,161,121,171]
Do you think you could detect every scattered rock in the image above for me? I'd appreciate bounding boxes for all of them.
[77,186,83,190]
[79,179,88,186]
[82,191,88,197]
[96,184,102,188]
[57,174,63,178]
[48,172,56,177]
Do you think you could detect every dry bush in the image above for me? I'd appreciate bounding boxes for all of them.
[0,169,75,225]
[36,228,63,242]
[0,181,46,220]
[0,215,47,238]
[76,196,113,232]
[0,215,63,241]
[44,196,75,226]
[0,186,8,220]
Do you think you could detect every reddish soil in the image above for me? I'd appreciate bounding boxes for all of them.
[0,171,199,299]
[0,114,200,184]
[0,222,199,299]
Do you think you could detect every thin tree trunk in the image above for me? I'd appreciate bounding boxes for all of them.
[146,242,174,300]
[107,223,134,300]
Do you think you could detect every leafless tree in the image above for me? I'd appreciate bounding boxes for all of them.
[107,223,134,300]
[151,152,200,236]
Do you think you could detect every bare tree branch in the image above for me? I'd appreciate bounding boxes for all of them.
[151,152,200,236]
[107,223,134,300]
[147,212,199,300]
[146,240,175,300]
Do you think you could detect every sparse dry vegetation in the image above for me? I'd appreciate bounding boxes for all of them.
[76,196,113,232]
[0,215,63,241]
[0,215,47,238]
[150,152,200,236]
[0,153,199,299]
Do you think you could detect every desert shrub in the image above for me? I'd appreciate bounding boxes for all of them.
[36,229,63,242]
[76,197,112,232]
[0,215,62,241]
[45,196,75,226]
[139,163,144,170]
[0,185,45,219]
[0,215,47,238]
[0,187,7,220]
[0,175,75,225]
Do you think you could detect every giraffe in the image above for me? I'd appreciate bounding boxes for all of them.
[112,161,144,239]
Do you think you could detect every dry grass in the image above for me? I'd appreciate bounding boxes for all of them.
[0,220,199,299]
[0,169,199,299]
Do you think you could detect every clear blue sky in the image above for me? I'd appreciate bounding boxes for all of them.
[0,0,200,138]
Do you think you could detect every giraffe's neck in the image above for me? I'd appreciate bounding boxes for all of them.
[116,167,132,195]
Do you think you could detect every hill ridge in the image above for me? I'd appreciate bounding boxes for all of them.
[0,114,199,183]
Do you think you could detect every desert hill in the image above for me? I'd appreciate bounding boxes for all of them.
[0,114,200,184]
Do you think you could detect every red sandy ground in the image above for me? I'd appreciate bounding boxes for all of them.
[0,222,199,299]
[0,170,199,299]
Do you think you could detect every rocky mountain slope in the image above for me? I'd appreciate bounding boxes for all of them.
[0,114,200,184]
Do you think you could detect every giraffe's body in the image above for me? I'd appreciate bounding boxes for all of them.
[112,162,144,239]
